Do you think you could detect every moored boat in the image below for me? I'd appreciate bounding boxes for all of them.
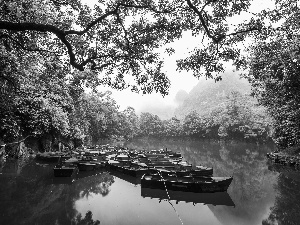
[53,164,78,177]
[141,173,233,193]
[156,166,213,177]
[77,162,97,171]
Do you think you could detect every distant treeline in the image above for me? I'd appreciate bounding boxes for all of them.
[131,91,273,142]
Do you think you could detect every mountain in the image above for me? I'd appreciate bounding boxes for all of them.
[174,71,252,119]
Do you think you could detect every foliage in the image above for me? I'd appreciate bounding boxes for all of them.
[0,48,76,145]
[248,1,300,148]
[119,107,140,139]
[0,0,274,94]
[139,112,163,136]
[182,111,205,137]
[73,91,121,144]
[133,91,272,142]
[208,91,273,140]
[162,117,183,137]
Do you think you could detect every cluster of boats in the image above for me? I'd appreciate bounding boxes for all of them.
[36,145,233,193]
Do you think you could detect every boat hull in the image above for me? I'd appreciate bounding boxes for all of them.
[141,174,233,193]
[53,166,77,177]
[77,162,96,171]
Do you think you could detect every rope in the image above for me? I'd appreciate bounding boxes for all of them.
[157,170,184,225]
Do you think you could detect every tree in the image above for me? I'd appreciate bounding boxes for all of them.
[245,0,300,148]
[162,116,183,136]
[183,111,204,136]
[209,91,272,140]
[0,47,76,150]
[81,91,121,144]
[0,0,269,95]
[139,112,163,136]
[249,38,300,148]
[119,107,140,139]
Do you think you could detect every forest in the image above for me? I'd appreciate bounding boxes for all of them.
[1,0,300,155]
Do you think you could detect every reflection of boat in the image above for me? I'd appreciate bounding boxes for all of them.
[141,188,235,206]
[51,176,74,185]
[75,170,105,180]
[108,169,141,185]
[141,173,233,193]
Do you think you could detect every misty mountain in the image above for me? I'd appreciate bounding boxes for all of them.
[174,71,252,119]
[174,89,189,105]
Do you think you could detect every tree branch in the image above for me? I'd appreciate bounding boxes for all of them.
[0,2,170,72]
[186,0,222,43]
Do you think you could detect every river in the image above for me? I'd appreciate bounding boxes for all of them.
[0,138,299,225]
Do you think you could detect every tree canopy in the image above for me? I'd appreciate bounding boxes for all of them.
[0,0,271,95]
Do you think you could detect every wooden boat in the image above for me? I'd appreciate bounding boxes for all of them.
[141,173,233,193]
[77,162,96,171]
[53,164,78,177]
[107,160,149,177]
[156,166,213,177]
[141,188,235,206]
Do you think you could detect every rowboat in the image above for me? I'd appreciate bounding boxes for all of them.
[155,166,213,177]
[141,173,233,193]
[53,164,78,177]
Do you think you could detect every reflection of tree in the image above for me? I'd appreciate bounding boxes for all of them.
[73,172,115,199]
[262,172,300,225]
[0,158,73,225]
[0,158,114,225]
[71,211,100,225]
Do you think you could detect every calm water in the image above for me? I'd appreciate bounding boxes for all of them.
[0,139,299,225]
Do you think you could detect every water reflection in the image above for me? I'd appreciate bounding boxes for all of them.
[72,211,100,225]
[141,188,235,206]
[126,139,279,225]
[73,171,115,198]
[2,139,300,224]
[0,158,113,225]
[262,168,300,225]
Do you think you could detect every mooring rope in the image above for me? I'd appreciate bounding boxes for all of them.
[157,169,184,225]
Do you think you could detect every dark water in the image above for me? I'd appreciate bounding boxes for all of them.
[0,139,299,225]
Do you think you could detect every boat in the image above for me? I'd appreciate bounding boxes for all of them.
[141,173,233,193]
[141,188,235,206]
[155,166,213,177]
[107,160,149,177]
[77,162,97,171]
[53,164,78,177]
